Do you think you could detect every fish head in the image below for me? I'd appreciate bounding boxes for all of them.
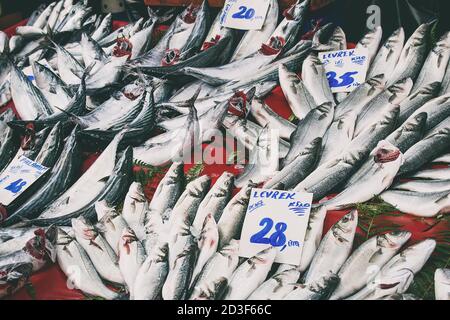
[378,231,411,250]
[187,175,211,198]
[433,31,450,54]
[119,227,139,254]
[71,217,97,241]
[284,0,310,21]
[252,246,277,265]
[126,182,146,203]
[221,239,240,257]
[388,78,413,104]
[181,2,201,24]
[385,27,405,49]
[366,74,386,89]
[434,268,450,286]
[165,162,185,185]
[408,23,431,48]
[153,242,169,262]
[304,137,323,155]
[332,209,358,243]
[371,140,403,165]
[390,239,436,275]
[227,88,255,118]
[95,199,117,221]
[216,172,235,194]
[403,112,428,135]
[358,25,382,47]
[23,227,55,262]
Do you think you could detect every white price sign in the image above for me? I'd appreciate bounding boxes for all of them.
[0,155,49,206]
[239,188,313,265]
[220,0,271,30]
[319,48,369,93]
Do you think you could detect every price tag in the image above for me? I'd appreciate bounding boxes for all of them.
[319,48,369,93]
[0,155,49,206]
[238,188,313,265]
[220,0,271,30]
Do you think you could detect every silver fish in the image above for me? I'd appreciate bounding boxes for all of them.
[248,268,301,300]
[391,178,450,193]
[435,268,450,300]
[347,239,436,300]
[367,28,405,81]
[95,201,128,254]
[0,262,33,299]
[122,182,148,241]
[301,54,335,106]
[312,26,346,51]
[0,228,39,256]
[433,153,450,164]
[405,94,450,132]
[407,166,450,180]
[356,26,383,66]
[386,112,428,153]
[55,228,120,300]
[398,82,441,124]
[283,274,340,300]
[223,246,277,300]
[330,231,411,300]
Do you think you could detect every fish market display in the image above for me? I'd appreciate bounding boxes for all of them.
[0,0,448,301]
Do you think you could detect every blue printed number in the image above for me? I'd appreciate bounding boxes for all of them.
[250,218,287,247]
[232,6,255,20]
[4,179,27,194]
[327,71,358,88]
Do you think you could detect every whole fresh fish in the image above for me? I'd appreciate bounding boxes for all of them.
[2,127,80,227]
[264,137,322,190]
[168,175,210,227]
[353,78,413,138]
[282,102,334,167]
[321,141,403,211]
[330,231,411,300]
[122,182,148,240]
[235,126,279,188]
[301,54,335,106]
[118,227,146,298]
[72,217,124,284]
[303,210,358,285]
[248,268,301,300]
[278,64,316,120]
[0,262,33,298]
[133,241,169,300]
[95,201,129,254]
[367,28,405,81]
[405,94,450,132]
[386,112,428,153]
[435,268,450,300]
[10,64,54,120]
[192,171,234,231]
[223,247,277,300]
[398,82,440,124]
[230,0,279,62]
[355,26,382,65]
[294,106,399,200]
[55,227,120,299]
[387,23,430,86]
[217,181,258,248]
[391,178,450,193]
[380,188,450,217]
[411,31,450,93]
[398,117,450,176]
[148,162,184,220]
[189,239,240,300]
[163,219,197,300]
[347,239,436,300]
[190,213,219,287]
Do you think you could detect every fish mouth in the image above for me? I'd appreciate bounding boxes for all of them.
[228,91,248,117]
[374,148,401,163]
[162,48,180,66]
[261,37,286,55]
[182,4,199,24]
[113,37,133,59]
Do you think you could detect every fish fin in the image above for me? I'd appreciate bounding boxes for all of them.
[98,176,110,183]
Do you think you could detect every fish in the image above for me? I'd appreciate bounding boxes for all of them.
[95,200,128,254]
[10,63,54,120]
[398,82,441,124]
[190,213,219,287]
[234,126,279,188]
[91,13,112,42]
[133,241,169,300]
[294,105,399,201]
[118,227,146,299]
[129,22,157,60]
[0,125,19,172]
[148,162,184,220]
[330,231,411,300]
[347,239,436,300]
[142,210,166,255]
[301,54,335,106]
[303,210,358,285]
[263,137,322,190]
[278,64,316,120]
[2,126,80,227]
[353,78,413,138]
[386,112,428,153]
[163,218,197,300]
[122,182,148,240]
[312,26,346,51]
[404,94,450,132]
[440,51,450,95]
[55,227,120,299]
[168,175,210,226]
[398,117,450,176]
[230,0,279,61]
[200,5,233,52]
[387,23,431,86]
[192,171,234,231]
[355,26,383,65]
[0,262,33,298]
[391,178,450,193]
[80,33,108,72]
[282,102,334,167]
[367,28,405,81]
[71,217,124,285]
[380,188,450,217]
[433,153,450,164]
[32,2,56,29]
[247,268,301,300]
[223,247,277,300]
[189,239,240,300]
[407,166,450,180]
[320,141,403,211]
[53,40,85,86]
[434,268,450,300]
[411,31,450,93]
[0,228,39,256]
[47,1,64,30]
[217,181,258,248]
[283,273,340,300]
